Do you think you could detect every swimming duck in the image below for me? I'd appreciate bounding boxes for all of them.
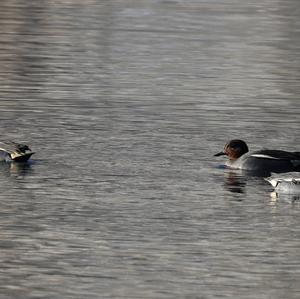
[265,173,300,194]
[214,139,300,175]
[0,141,34,162]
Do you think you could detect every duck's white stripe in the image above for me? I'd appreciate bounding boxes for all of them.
[251,154,281,160]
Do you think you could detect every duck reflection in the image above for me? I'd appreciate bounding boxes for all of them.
[0,161,33,177]
[269,191,300,203]
[223,170,247,193]
[222,169,300,202]
[221,168,271,194]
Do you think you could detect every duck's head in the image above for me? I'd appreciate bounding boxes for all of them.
[214,139,249,161]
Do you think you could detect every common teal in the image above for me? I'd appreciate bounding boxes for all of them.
[0,141,34,162]
[214,139,300,174]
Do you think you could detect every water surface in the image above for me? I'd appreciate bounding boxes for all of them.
[0,1,299,298]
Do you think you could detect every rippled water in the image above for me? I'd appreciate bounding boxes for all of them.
[0,1,299,298]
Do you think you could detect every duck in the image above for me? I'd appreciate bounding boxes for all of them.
[265,173,300,194]
[0,141,34,162]
[214,139,300,175]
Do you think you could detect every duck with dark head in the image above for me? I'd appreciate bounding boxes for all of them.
[0,141,34,162]
[214,139,300,176]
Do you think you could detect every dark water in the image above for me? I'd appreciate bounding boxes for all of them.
[0,0,299,298]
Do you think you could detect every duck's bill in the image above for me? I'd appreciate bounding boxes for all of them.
[214,151,226,157]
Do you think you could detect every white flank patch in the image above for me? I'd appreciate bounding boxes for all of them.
[265,178,281,188]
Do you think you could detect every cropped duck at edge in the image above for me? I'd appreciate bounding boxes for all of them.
[265,174,300,194]
[0,141,34,162]
[214,139,300,174]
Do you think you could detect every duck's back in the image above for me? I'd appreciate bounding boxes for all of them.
[241,150,300,173]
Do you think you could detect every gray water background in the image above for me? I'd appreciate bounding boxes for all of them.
[0,0,299,298]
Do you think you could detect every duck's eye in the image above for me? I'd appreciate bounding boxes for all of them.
[230,145,239,149]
